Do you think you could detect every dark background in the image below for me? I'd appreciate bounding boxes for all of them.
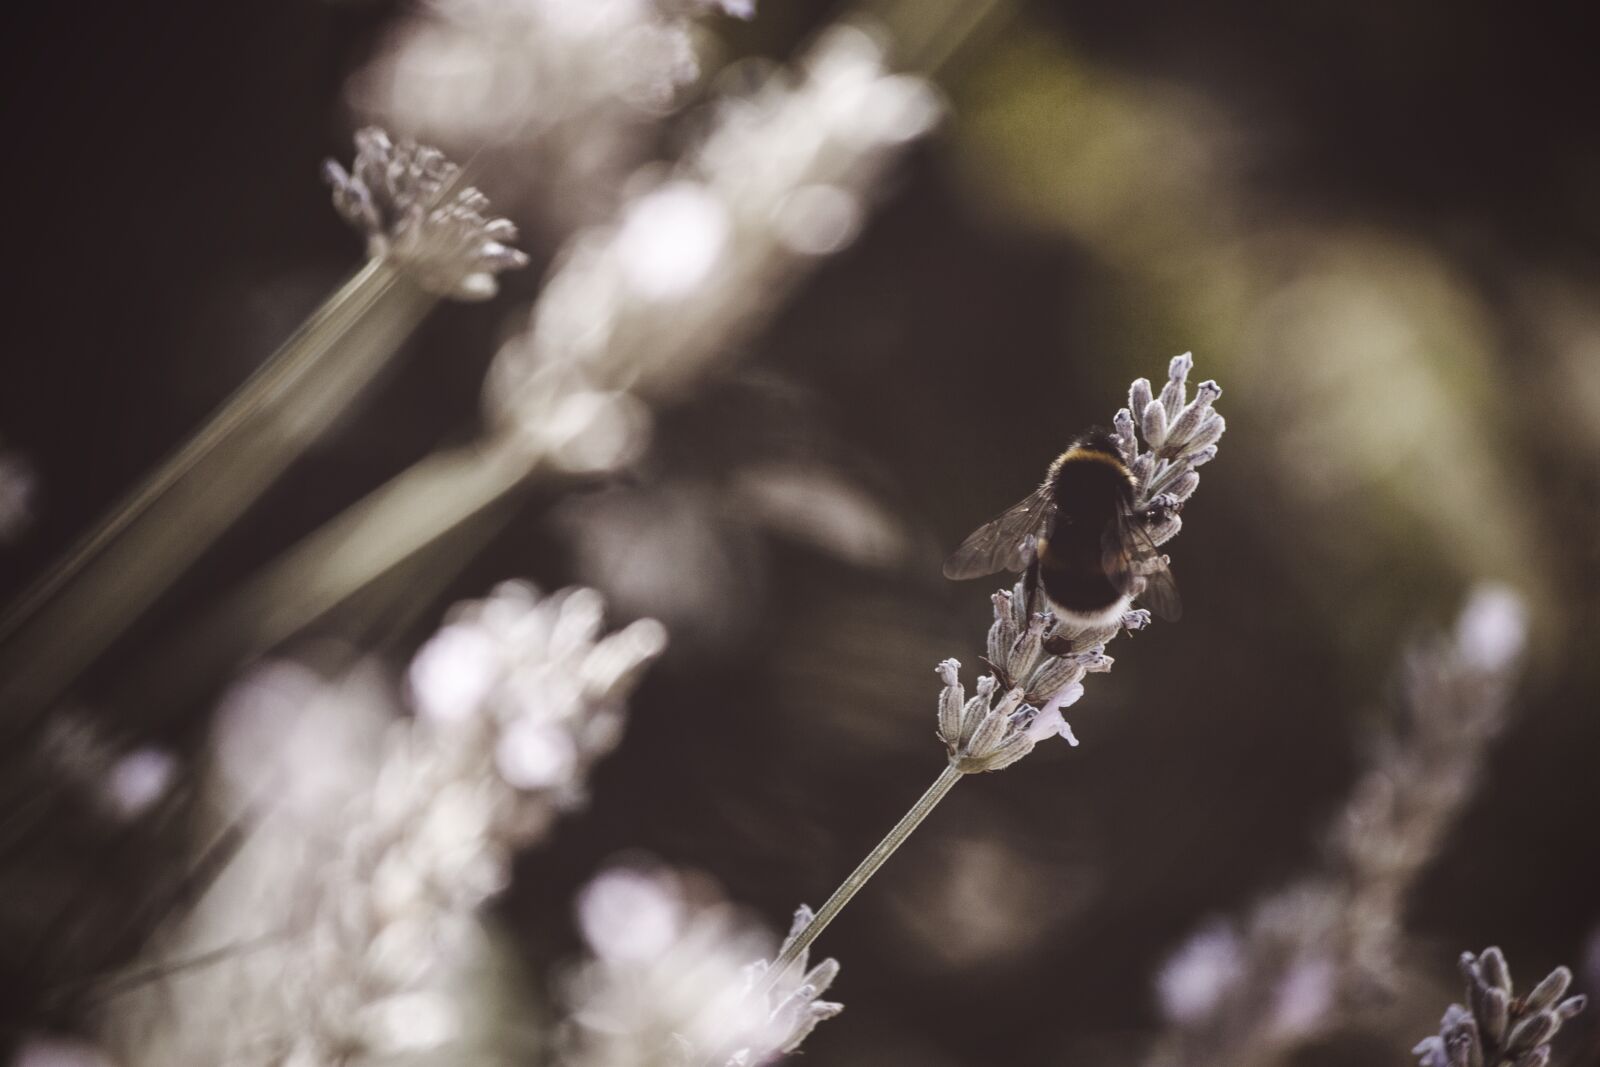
[2,2,1598,1064]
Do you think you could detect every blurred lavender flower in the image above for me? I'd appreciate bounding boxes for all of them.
[938,354,1221,771]
[562,866,841,1067]
[349,0,746,230]
[323,127,529,299]
[1146,586,1533,1067]
[1158,921,1247,1025]
[1332,584,1528,988]
[407,580,669,835]
[104,583,664,1066]
[1414,948,1586,1067]
[99,747,178,823]
[277,585,667,1060]
[485,24,941,468]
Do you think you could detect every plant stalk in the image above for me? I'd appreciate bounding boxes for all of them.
[0,260,437,731]
[759,762,966,994]
[0,260,395,647]
[108,433,540,726]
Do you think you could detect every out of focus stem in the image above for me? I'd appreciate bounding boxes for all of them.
[0,259,396,646]
[757,762,966,994]
[0,260,434,732]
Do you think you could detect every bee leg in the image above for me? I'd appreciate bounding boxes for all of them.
[1022,555,1043,614]
[1041,633,1076,657]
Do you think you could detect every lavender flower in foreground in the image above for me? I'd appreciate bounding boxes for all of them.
[562,867,841,1067]
[758,354,1224,993]
[408,581,668,832]
[280,585,667,1060]
[104,583,665,1066]
[1414,948,1587,1067]
[324,126,529,300]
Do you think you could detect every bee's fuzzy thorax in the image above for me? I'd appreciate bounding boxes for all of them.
[1051,446,1132,477]
[1048,429,1136,488]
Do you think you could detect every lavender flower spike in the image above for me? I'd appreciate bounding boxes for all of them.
[939,354,1222,771]
[1414,947,1587,1067]
[761,355,1223,1003]
[324,127,529,300]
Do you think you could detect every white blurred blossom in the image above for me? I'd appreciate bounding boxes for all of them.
[1157,922,1245,1025]
[99,747,177,822]
[350,0,742,229]
[1267,955,1337,1040]
[407,581,667,825]
[563,867,841,1067]
[1453,583,1528,674]
[105,583,664,1067]
[212,659,391,822]
[486,24,941,467]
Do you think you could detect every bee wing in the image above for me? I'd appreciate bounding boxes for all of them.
[1102,507,1183,621]
[942,486,1053,580]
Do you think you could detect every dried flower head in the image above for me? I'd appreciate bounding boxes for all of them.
[937,354,1222,770]
[323,126,529,300]
[1414,947,1587,1067]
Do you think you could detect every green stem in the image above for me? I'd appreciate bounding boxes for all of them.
[759,762,966,994]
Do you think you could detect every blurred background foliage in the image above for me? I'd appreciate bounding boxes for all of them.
[1,1,1597,1064]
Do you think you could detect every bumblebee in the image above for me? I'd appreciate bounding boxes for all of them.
[943,430,1181,629]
